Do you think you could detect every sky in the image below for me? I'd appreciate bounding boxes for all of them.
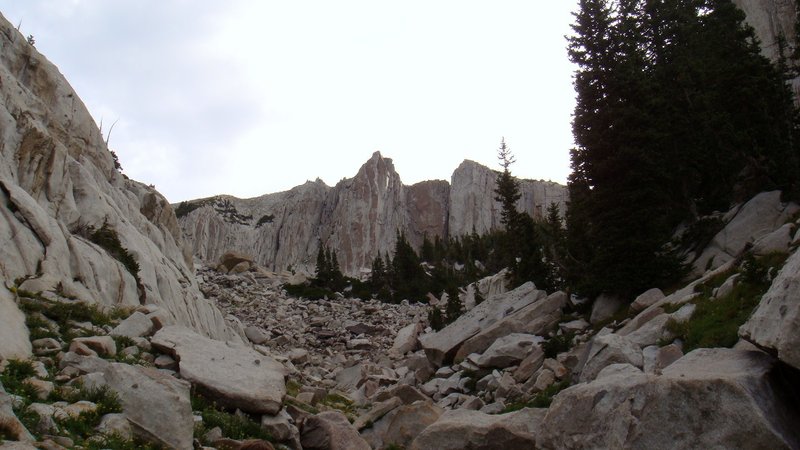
[0,1,579,203]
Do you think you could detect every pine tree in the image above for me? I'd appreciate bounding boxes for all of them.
[565,0,799,299]
[494,138,521,229]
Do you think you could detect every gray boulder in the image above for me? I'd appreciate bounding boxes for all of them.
[590,294,625,324]
[300,411,370,450]
[740,247,800,370]
[409,408,544,450]
[390,321,423,356]
[630,288,665,313]
[110,311,154,338]
[0,289,32,360]
[579,333,643,382]
[694,191,799,273]
[101,363,193,449]
[473,333,543,369]
[538,348,800,449]
[151,325,286,414]
[453,290,565,362]
[362,400,443,450]
[419,282,543,366]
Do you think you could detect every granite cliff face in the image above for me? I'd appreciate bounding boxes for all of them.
[0,12,239,345]
[734,0,800,96]
[177,153,567,275]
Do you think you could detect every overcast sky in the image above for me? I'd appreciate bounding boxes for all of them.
[0,2,579,203]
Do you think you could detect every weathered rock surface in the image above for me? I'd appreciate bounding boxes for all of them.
[694,191,799,274]
[300,411,370,450]
[454,290,566,362]
[0,386,34,442]
[151,325,286,414]
[472,333,543,369]
[0,289,32,360]
[740,246,800,370]
[361,400,443,450]
[101,362,193,449]
[539,349,800,449]
[177,154,566,276]
[409,407,544,450]
[0,12,238,341]
[579,333,643,382]
[419,282,543,367]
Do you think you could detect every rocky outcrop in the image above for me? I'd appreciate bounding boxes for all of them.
[0,289,32,360]
[177,154,567,276]
[0,12,238,341]
[740,246,800,370]
[419,282,544,367]
[539,349,800,449]
[693,191,799,274]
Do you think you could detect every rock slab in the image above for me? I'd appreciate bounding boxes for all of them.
[151,325,286,414]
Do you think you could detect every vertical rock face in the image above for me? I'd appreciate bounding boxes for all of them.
[733,0,800,97]
[0,12,237,341]
[448,160,567,236]
[178,155,567,276]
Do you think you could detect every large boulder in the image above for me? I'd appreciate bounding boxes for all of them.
[419,282,544,367]
[409,407,544,450]
[740,247,800,370]
[454,290,566,362]
[472,333,543,369]
[539,349,800,449]
[300,411,370,450]
[0,289,32,361]
[151,325,286,414]
[101,362,193,449]
[361,401,443,450]
[390,321,423,356]
[694,191,799,274]
[579,333,643,383]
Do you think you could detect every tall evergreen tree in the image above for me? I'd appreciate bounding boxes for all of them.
[494,138,522,228]
[566,0,800,299]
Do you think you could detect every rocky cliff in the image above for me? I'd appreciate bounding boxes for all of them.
[0,12,239,346]
[734,0,800,96]
[177,152,567,275]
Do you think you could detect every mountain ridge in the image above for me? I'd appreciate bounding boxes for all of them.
[175,151,567,275]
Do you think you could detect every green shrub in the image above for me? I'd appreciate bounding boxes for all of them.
[670,252,787,353]
[543,333,574,359]
[0,360,41,406]
[88,222,140,278]
[191,391,273,442]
